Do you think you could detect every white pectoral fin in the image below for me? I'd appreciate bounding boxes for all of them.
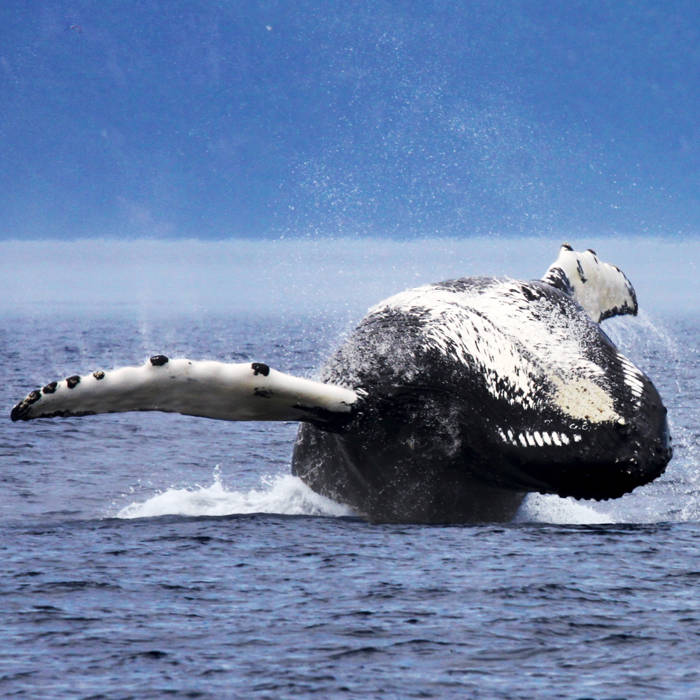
[10,356,360,427]
[541,244,638,323]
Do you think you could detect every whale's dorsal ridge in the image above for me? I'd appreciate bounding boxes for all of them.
[541,243,638,323]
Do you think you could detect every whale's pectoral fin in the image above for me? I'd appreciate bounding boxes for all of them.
[10,356,360,429]
[541,243,638,323]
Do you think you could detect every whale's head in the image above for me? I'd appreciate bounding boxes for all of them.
[542,244,638,323]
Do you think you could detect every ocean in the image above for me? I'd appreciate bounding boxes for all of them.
[1,238,698,698]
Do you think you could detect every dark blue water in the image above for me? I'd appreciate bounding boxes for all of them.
[2,305,698,698]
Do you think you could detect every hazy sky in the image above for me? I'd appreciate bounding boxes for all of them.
[1,1,697,239]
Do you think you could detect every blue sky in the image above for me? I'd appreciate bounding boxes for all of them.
[1,1,697,239]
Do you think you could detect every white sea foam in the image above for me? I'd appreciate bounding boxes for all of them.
[116,470,355,519]
[515,493,613,525]
[116,467,616,525]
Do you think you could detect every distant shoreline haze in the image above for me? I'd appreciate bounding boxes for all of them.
[1,237,695,316]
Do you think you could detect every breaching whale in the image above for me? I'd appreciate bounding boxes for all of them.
[10,244,672,522]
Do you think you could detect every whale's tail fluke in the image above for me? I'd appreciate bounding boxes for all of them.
[10,356,360,429]
[541,243,638,323]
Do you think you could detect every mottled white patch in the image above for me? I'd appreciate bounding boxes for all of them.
[550,376,619,423]
[370,276,622,423]
[370,284,541,409]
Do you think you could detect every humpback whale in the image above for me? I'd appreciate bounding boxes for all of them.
[10,244,672,523]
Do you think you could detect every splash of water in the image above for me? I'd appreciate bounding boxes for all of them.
[515,494,613,525]
[603,310,699,522]
[116,468,355,519]
[116,466,620,525]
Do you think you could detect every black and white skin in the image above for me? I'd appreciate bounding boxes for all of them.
[11,244,672,523]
